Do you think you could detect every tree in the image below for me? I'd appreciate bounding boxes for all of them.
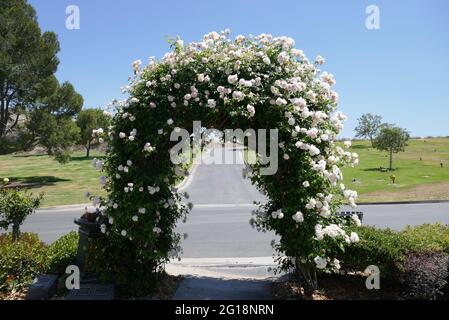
[355,113,384,147]
[76,109,111,157]
[18,81,83,163]
[0,0,83,158]
[374,126,410,171]
[0,0,59,140]
[0,183,43,242]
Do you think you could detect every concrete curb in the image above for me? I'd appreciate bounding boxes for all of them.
[40,199,449,210]
[166,257,278,280]
[176,161,200,191]
[40,204,88,210]
[358,200,449,206]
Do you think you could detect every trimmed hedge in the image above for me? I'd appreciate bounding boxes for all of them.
[339,223,449,299]
[46,231,79,275]
[0,232,79,294]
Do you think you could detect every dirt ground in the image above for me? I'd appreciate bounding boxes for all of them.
[272,273,403,300]
[359,181,449,203]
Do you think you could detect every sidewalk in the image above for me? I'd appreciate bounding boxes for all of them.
[167,257,279,300]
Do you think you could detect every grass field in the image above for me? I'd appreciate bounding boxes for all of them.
[0,149,197,208]
[245,138,449,203]
[1,138,449,207]
[0,151,106,207]
[343,138,449,202]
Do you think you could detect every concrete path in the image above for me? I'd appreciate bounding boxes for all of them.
[166,257,277,279]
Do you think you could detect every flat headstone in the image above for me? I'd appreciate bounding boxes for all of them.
[173,277,273,300]
[66,283,115,300]
[26,274,58,300]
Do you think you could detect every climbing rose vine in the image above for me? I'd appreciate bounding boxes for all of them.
[90,29,360,294]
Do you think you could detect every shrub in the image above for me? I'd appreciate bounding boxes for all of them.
[401,224,449,253]
[400,251,449,300]
[46,232,79,274]
[339,224,449,299]
[340,226,408,279]
[0,233,47,293]
[0,187,44,241]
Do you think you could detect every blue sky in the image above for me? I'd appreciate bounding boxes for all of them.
[29,0,449,138]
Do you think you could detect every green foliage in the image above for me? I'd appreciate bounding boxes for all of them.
[0,0,60,141]
[0,187,43,241]
[24,110,81,163]
[44,81,84,117]
[0,233,47,293]
[401,224,449,252]
[0,232,80,295]
[354,113,384,146]
[46,231,79,274]
[76,108,111,157]
[374,126,410,170]
[0,0,83,158]
[86,234,163,297]
[91,31,358,295]
[340,224,449,280]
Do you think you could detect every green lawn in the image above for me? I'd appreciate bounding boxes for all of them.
[0,149,199,208]
[0,151,105,207]
[1,138,449,207]
[244,138,449,203]
[342,138,449,202]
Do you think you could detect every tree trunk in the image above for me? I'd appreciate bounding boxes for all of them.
[86,140,91,158]
[0,98,6,138]
[389,148,393,171]
[12,224,20,242]
[295,257,318,297]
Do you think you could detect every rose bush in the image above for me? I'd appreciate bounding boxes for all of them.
[91,30,359,294]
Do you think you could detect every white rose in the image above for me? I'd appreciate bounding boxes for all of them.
[315,55,326,65]
[350,232,360,243]
[207,99,216,108]
[247,104,255,117]
[228,74,238,84]
[314,256,327,269]
[276,98,287,106]
[292,211,304,223]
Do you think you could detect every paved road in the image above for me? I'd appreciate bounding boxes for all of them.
[18,147,449,259]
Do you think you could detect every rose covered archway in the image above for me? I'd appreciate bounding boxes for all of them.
[90,30,360,296]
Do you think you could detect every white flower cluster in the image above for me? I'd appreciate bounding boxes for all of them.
[315,223,360,245]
